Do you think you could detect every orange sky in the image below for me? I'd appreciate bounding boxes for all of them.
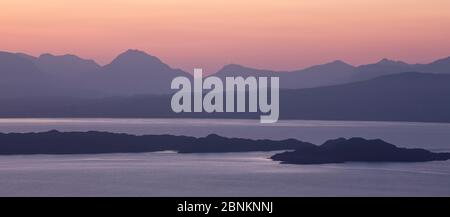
[1,0,450,73]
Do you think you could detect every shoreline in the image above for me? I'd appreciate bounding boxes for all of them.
[0,130,449,165]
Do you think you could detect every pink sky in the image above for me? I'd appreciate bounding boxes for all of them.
[1,0,450,73]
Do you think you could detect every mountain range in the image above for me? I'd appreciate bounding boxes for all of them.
[1,49,449,98]
[1,72,450,123]
[1,49,450,122]
[0,49,191,98]
[214,57,450,88]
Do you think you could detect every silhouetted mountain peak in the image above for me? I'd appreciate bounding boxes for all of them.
[15,52,37,61]
[120,49,151,57]
[221,63,246,70]
[428,56,450,66]
[40,53,81,60]
[46,129,61,134]
[205,134,225,140]
[38,53,99,66]
[107,49,170,71]
[0,51,42,77]
[330,60,351,66]
[323,60,355,69]
[215,64,278,77]
[34,53,99,76]
[39,53,58,58]
[354,58,413,80]
[97,49,190,95]
[114,49,160,62]
[300,60,355,73]
[376,58,408,66]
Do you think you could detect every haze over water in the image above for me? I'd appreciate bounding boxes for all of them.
[0,118,449,196]
[1,118,449,150]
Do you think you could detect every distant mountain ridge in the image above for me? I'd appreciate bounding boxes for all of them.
[0,51,83,98]
[0,49,191,98]
[215,56,450,89]
[97,49,190,95]
[36,53,100,77]
[1,49,450,98]
[214,60,357,89]
[1,72,450,123]
[278,72,450,122]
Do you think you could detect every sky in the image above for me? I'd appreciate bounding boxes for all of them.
[1,0,450,73]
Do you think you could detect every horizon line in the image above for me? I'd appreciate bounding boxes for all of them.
[2,49,450,74]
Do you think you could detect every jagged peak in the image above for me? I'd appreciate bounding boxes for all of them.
[376,58,408,65]
[110,49,164,65]
[38,53,99,66]
[220,63,247,70]
[325,60,354,67]
[119,49,151,57]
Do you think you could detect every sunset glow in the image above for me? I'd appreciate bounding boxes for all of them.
[1,0,449,73]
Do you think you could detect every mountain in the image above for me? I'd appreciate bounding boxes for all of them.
[417,56,450,74]
[280,72,450,122]
[285,60,356,88]
[0,51,57,98]
[214,57,450,89]
[15,52,101,77]
[353,57,450,81]
[2,50,450,98]
[0,52,104,98]
[214,64,280,78]
[15,52,38,62]
[96,49,191,95]
[2,72,450,123]
[214,60,357,89]
[353,58,414,81]
[35,53,100,78]
[0,51,42,79]
[1,50,191,97]
[25,49,191,96]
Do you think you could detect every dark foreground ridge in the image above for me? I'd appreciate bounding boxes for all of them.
[0,130,314,154]
[271,137,450,164]
[0,131,449,164]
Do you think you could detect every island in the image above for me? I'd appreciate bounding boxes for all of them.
[271,137,450,164]
[0,130,314,154]
[0,131,449,164]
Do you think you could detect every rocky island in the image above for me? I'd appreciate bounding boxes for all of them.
[271,137,450,164]
[0,131,449,164]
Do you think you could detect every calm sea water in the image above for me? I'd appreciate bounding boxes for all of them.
[0,118,449,196]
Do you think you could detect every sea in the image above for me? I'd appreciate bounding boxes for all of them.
[0,118,449,196]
